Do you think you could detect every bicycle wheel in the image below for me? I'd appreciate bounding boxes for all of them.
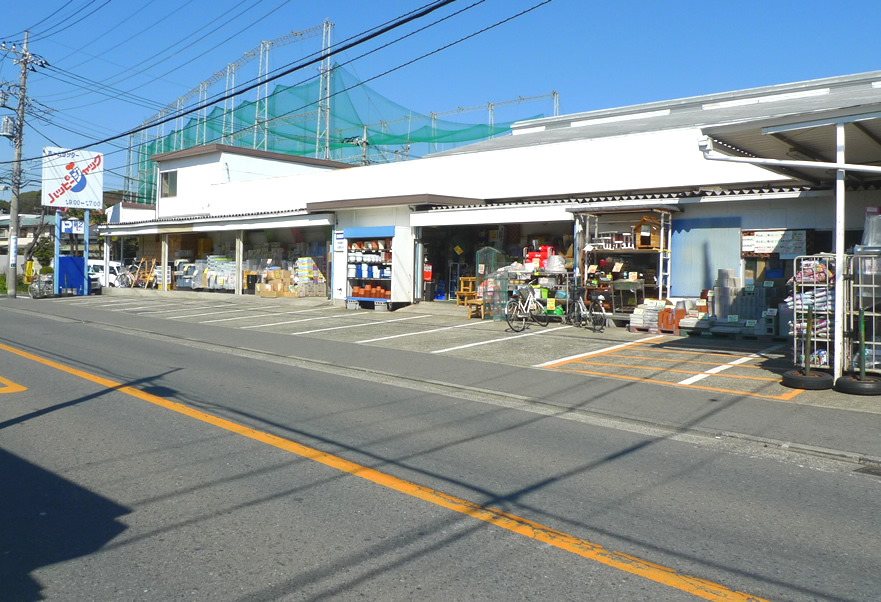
[116,272,133,288]
[568,300,584,327]
[588,301,606,332]
[28,282,42,299]
[506,298,528,332]
[530,299,549,326]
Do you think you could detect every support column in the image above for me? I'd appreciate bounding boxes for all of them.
[83,209,90,295]
[573,214,585,284]
[103,235,110,286]
[833,122,846,382]
[235,230,243,296]
[53,215,60,296]
[161,233,169,291]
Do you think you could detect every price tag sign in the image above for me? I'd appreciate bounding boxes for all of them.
[588,264,598,274]
[766,308,778,316]
[763,280,775,287]
[727,315,739,322]
[745,285,755,292]
[745,319,758,327]
[547,299,556,310]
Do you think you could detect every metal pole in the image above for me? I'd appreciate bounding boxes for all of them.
[83,209,90,295]
[833,123,846,382]
[859,308,866,381]
[53,213,60,296]
[6,31,29,298]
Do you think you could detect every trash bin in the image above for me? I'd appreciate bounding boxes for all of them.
[423,281,436,301]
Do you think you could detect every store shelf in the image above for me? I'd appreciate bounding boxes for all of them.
[347,237,394,303]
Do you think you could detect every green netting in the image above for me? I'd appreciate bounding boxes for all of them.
[131,64,545,203]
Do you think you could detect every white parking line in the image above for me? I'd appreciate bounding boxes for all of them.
[432,324,569,354]
[92,300,163,308]
[358,321,482,343]
[677,343,786,385]
[533,335,665,367]
[166,308,252,320]
[296,315,426,335]
[199,308,325,324]
[135,304,230,314]
[241,315,339,329]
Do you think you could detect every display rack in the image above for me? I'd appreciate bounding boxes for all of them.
[580,209,673,317]
[847,252,881,375]
[346,237,393,307]
[789,255,836,370]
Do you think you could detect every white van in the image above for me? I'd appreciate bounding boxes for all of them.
[88,260,123,287]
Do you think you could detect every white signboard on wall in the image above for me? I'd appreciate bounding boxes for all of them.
[41,147,104,210]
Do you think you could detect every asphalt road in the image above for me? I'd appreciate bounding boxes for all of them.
[2,295,880,601]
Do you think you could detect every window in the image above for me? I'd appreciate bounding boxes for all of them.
[160,170,178,198]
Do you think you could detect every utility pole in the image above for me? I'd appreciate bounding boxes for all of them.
[3,31,31,298]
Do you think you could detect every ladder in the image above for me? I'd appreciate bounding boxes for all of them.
[657,210,673,299]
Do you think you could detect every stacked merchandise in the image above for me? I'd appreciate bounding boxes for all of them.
[294,257,328,297]
[784,289,833,338]
[525,245,556,270]
[679,298,712,331]
[710,269,742,333]
[257,268,292,298]
[203,256,236,291]
[735,286,778,336]
[628,300,664,331]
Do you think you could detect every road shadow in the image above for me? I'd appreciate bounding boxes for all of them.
[0,448,129,601]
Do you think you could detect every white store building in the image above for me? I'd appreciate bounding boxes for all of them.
[100,70,881,380]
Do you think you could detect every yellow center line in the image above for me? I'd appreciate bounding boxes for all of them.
[0,375,27,394]
[0,341,769,602]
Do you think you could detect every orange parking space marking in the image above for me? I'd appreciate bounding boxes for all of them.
[552,365,804,401]
[542,336,803,401]
[572,360,781,382]
[603,353,764,369]
[0,375,27,394]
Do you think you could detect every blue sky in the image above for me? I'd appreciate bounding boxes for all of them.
[2,0,881,199]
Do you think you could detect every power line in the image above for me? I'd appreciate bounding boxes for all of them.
[5,0,461,166]
[0,1,81,41]
[47,0,279,107]
[24,0,115,45]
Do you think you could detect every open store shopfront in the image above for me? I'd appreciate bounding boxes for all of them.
[99,211,334,297]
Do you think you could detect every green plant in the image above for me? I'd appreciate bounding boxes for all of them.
[39,266,54,274]
[0,273,29,293]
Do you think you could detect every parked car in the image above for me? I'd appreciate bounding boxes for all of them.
[87,260,123,287]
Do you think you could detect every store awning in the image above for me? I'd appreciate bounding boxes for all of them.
[700,106,881,185]
[305,193,484,212]
[567,205,682,215]
[699,104,881,382]
[98,211,334,237]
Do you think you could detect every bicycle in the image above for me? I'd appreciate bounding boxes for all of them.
[28,274,53,299]
[505,282,549,332]
[567,285,607,332]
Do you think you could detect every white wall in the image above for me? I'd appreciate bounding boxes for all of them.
[273,127,779,208]
[156,151,347,219]
[220,152,340,182]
